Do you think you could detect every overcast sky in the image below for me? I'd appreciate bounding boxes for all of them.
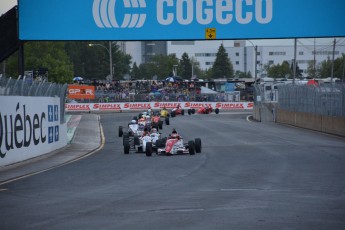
[0,0,341,47]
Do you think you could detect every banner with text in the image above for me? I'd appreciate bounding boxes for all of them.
[19,0,345,40]
[65,102,254,112]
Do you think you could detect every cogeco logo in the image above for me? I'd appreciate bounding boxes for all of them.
[93,0,147,28]
[93,0,273,29]
[157,0,273,25]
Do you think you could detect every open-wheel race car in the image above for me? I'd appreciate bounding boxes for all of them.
[151,110,169,130]
[170,106,184,117]
[188,105,219,115]
[145,131,202,157]
[123,128,162,155]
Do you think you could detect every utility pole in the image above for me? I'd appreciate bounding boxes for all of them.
[313,38,316,78]
[293,38,297,85]
[331,38,336,84]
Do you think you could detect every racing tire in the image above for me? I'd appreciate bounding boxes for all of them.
[215,108,220,114]
[146,142,153,156]
[188,109,192,115]
[188,140,195,155]
[134,135,140,146]
[195,138,202,153]
[155,139,162,148]
[192,109,195,114]
[161,137,167,147]
[124,140,130,154]
[123,133,129,145]
[118,126,123,137]
[165,117,170,125]
[133,116,138,121]
[181,110,185,115]
[171,111,176,117]
[159,121,163,129]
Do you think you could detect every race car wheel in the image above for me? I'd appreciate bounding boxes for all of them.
[188,140,195,155]
[159,121,163,129]
[161,137,167,147]
[171,111,176,117]
[134,135,140,146]
[146,142,153,156]
[118,126,123,137]
[124,140,130,154]
[192,109,195,114]
[165,117,170,125]
[181,109,185,115]
[133,116,138,121]
[195,138,202,153]
[123,133,129,145]
[215,108,220,114]
[188,109,192,115]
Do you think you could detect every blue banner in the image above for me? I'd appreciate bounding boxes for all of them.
[19,0,345,40]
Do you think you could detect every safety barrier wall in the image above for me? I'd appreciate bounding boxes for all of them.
[0,96,67,167]
[276,109,345,137]
[65,102,254,112]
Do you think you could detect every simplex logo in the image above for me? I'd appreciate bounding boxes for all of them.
[92,0,273,29]
[0,103,59,158]
[93,0,147,28]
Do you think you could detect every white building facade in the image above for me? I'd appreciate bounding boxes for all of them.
[123,39,345,78]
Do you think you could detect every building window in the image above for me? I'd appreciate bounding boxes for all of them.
[236,52,239,56]
[235,61,239,65]
[269,51,286,56]
[257,52,260,55]
[268,60,274,65]
[195,53,217,57]
[299,51,304,55]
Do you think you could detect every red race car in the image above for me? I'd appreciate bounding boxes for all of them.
[188,105,219,115]
[170,105,184,117]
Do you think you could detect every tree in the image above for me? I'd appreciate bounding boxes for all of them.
[6,42,73,83]
[131,62,140,79]
[318,54,345,78]
[266,61,292,79]
[212,43,234,78]
[234,71,252,78]
[179,52,192,79]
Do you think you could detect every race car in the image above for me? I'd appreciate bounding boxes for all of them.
[170,105,184,117]
[146,131,202,156]
[151,111,170,129]
[188,105,219,115]
[123,128,161,155]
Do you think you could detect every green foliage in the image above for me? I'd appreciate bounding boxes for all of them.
[317,54,345,78]
[212,44,234,78]
[179,52,192,79]
[5,42,74,83]
[235,71,252,78]
[134,54,178,80]
[266,61,292,79]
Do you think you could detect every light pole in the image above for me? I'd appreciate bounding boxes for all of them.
[247,40,258,83]
[88,42,113,81]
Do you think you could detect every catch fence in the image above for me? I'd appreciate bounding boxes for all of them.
[254,82,345,118]
[0,75,68,123]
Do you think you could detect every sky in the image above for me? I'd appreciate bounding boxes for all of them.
[0,0,340,47]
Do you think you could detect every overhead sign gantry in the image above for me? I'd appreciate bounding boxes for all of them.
[19,0,345,40]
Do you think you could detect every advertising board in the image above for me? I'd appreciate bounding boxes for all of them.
[19,0,345,40]
[0,96,67,166]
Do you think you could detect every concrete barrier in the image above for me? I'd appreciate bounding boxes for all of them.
[276,109,345,137]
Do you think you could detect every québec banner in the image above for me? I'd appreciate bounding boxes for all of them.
[19,0,345,40]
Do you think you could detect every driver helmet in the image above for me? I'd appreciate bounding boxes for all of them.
[151,128,157,133]
[171,133,178,138]
[146,115,150,119]
[148,109,151,113]
[131,120,136,124]
[172,128,177,134]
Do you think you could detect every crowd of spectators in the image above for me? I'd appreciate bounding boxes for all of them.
[72,79,242,103]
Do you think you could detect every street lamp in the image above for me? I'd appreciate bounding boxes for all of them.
[247,40,258,83]
[88,42,113,81]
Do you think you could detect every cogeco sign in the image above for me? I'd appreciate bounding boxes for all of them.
[19,0,345,40]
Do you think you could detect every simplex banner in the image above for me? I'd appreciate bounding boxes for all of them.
[19,0,345,40]
[65,102,254,112]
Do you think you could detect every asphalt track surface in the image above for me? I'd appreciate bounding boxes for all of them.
[1,112,345,229]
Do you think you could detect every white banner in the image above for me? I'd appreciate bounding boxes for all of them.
[0,96,67,167]
[65,102,254,112]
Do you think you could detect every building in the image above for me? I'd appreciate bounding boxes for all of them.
[123,39,345,78]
